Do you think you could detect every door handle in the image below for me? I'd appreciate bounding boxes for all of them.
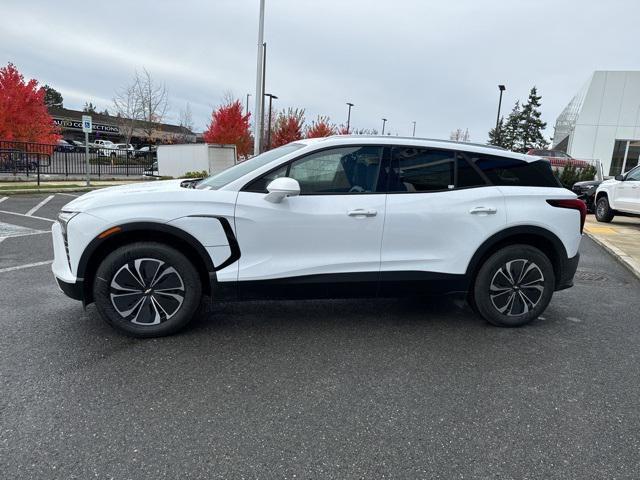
[469,206,497,215]
[347,208,377,217]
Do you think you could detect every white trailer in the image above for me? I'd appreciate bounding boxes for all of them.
[157,144,237,178]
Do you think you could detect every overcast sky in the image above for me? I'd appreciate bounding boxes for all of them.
[2,0,639,141]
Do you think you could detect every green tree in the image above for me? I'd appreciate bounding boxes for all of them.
[42,84,63,108]
[501,102,522,151]
[488,117,504,147]
[519,86,548,152]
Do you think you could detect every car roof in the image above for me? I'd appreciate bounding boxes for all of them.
[292,135,531,162]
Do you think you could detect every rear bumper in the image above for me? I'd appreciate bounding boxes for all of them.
[556,252,580,291]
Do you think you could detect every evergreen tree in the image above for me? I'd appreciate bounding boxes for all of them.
[519,87,548,152]
[42,84,63,107]
[488,117,504,147]
[501,102,522,151]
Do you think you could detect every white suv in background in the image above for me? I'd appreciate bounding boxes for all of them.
[594,165,640,222]
[52,136,584,337]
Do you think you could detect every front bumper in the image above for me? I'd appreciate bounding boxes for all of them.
[556,252,580,291]
[56,277,84,301]
[52,221,84,302]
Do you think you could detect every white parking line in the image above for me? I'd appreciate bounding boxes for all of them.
[0,260,53,274]
[0,210,55,222]
[26,195,54,216]
[0,197,7,204]
[57,193,80,197]
[0,237,6,244]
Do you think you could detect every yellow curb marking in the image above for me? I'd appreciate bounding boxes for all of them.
[585,226,617,234]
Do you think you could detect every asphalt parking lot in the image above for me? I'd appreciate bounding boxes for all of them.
[1,193,639,479]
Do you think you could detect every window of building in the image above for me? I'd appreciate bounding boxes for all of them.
[609,140,628,176]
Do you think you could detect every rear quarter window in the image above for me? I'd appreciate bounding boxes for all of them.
[471,155,561,188]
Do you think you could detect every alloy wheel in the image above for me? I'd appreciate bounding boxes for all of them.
[489,259,545,316]
[109,258,185,325]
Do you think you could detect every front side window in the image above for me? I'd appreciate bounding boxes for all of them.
[388,147,455,192]
[626,166,640,181]
[245,146,383,194]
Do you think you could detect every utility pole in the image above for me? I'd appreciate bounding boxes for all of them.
[253,0,266,156]
[496,84,506,144]
[246,93,251,116]
[346,102,354,134]
[412,121,416,137]
[260,42,266,152]
[264,93,278,150]
[381,118,387,136]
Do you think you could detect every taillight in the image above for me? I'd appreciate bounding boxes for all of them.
[547,199,587,233]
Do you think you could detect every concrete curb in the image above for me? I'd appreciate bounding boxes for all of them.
[586,232,640,281]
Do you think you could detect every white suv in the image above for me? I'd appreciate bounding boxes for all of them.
[52,136,585,337]
[594,165,640,222]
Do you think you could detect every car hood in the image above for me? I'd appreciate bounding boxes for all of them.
[62,179,189,212]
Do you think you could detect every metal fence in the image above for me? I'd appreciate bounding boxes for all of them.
[0,140,156,179]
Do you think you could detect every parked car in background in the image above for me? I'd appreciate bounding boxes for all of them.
[594,165,640,222]
[143,160,159,176]
[572,179,602,212]
[55,139,76,152]
[53,136,584,337]
[135,145,157,160]
[94,139,115,152]
[98,143,135,159]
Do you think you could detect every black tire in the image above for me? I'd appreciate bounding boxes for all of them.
[595,196,614,223]
[473,244,555,327]
[93,242,202,337]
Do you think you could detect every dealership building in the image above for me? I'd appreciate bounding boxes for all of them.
[49,107,196,145]
[552,71,640,176]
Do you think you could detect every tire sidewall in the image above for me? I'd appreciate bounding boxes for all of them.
[93,242,202,337]
[595,197,614,222]
[474,245,555,327]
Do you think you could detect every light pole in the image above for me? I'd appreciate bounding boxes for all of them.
[246,93,251,116]
[253,0,266,156]
[412,121,416,137]
[264,93,278,150]
[496,84,506,143]
[346,102,354,134]
[381,118,387,135]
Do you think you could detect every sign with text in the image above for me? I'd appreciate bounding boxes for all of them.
[82,115,92,133]
[53,118,120,134]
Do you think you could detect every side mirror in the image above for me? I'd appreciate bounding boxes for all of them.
[265,177,300,203]
[615,174,625,181]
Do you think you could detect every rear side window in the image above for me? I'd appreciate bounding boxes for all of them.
[389,147,455,192]
[471,155,561,187]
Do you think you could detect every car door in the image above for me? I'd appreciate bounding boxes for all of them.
[622,166,640,213]
[379,147,506,293]
[234,145,386,299]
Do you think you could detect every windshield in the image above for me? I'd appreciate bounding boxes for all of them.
[196,143,305,190]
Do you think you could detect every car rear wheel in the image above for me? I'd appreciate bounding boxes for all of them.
[93,242,202,337]
[595,196,615,223]
[473,245,555,327]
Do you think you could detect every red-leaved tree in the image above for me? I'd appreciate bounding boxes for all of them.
[305,116,336,138]
[271,108,305,148]
[0,63,60,144]
[203,99,252,158]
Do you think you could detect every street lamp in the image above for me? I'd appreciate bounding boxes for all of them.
[496,84,506,143]
[381,118,387,135]
[412,121,416,137]
[246,93,251,116]
[253,0,266,155]
[264,93,278,150]
[346,102,354,134]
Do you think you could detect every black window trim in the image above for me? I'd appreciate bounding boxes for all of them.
[241,144,388,195]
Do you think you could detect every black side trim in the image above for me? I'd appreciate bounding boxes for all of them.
[237,271,469,300]
[185,215,241,271]
[556,252,579,291]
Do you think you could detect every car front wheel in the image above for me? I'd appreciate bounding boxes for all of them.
[473,245,555,327]
[595,196,615,223]
[93,242,202,337]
